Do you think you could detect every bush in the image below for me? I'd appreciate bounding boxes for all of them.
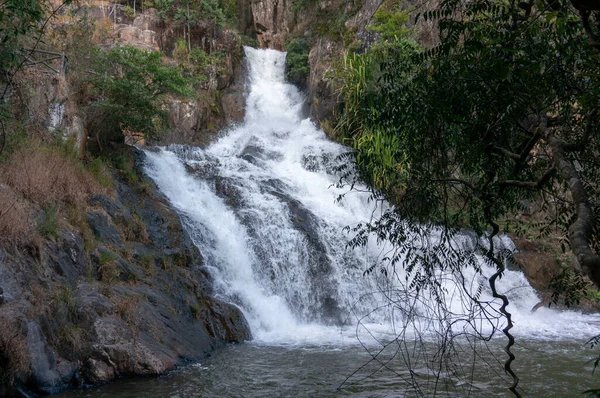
[39,205,59,239]
[367,6,410,43]
[285,37,310,89]
[173,38,189,64]
[190,46,210,69]
[123,5,135,19]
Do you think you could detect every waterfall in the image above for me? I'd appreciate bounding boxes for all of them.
[143,47,600,345]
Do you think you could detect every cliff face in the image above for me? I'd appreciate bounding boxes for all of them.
[0,148,250,396]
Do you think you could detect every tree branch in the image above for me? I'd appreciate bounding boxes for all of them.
[545,127,600,285]
[492,145,521,160]
[484,214,521,397]
[499,166,556,189]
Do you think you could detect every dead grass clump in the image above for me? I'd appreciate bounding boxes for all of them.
[113,294,141,327]
[0,186,33,244]
[0,317,30,385]
[0,139,106,208]
[98,250,120,283]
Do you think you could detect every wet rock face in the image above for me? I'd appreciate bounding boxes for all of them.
[307,40,344,130]
[0,147,251,396]
[14,68,85,155]
[269,190,344,325]
[221,61,248,124]
[26,321,78,395]
[251,0,288,49]
[509,235,562,294]
[345,0,383,49]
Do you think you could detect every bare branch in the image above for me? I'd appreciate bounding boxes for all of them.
[499,166,556,189]
[492,146,521,160]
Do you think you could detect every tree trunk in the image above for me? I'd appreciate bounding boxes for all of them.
[545,128,600,285]
[187,3,192,60]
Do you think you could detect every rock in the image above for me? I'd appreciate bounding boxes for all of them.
[245,187,343,325]
[250,0,288,49]
[89,194,131,224]
[84,358,115,384]
[76,283,115,321]
[63,114,86,157]
[26,322,77,395]
[214,176,245,209]
[91,316,175,377]
[345,0,383,49]
[511,251,561,292]
[86,211,124,247]
[221,85,246,124]
[46,229,87,281]
[0,146,250,394]
[307,40,344,131]
[203,299,252,342]
[115,25,159,51]
[167,99,201,134]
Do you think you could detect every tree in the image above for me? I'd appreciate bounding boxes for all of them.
[336,0,600,396]
[0,0,72,154]
[89,45,192,150]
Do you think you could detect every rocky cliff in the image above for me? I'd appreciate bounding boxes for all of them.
[0,147,250,396]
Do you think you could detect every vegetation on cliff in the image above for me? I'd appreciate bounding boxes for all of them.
[88,45,193,149]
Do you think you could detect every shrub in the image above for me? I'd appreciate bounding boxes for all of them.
[38,205,59,239]
[285,37,310,89]
[123,5,135,20]
[190,46,210,69]
[173,38,190,64]
[198,0,226,26]
[366,6,410,43]
[98,250,119,283]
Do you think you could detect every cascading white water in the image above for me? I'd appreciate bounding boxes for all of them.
[143,47,600,346]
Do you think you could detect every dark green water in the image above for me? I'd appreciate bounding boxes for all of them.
[59,338,600,397]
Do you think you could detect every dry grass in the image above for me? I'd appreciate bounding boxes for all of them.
[0,139,106,208]
[113,294,141,327]
[98,250,120,283]
[0,316,30,385]
[0,187,33,244]
[0,138,109,243]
